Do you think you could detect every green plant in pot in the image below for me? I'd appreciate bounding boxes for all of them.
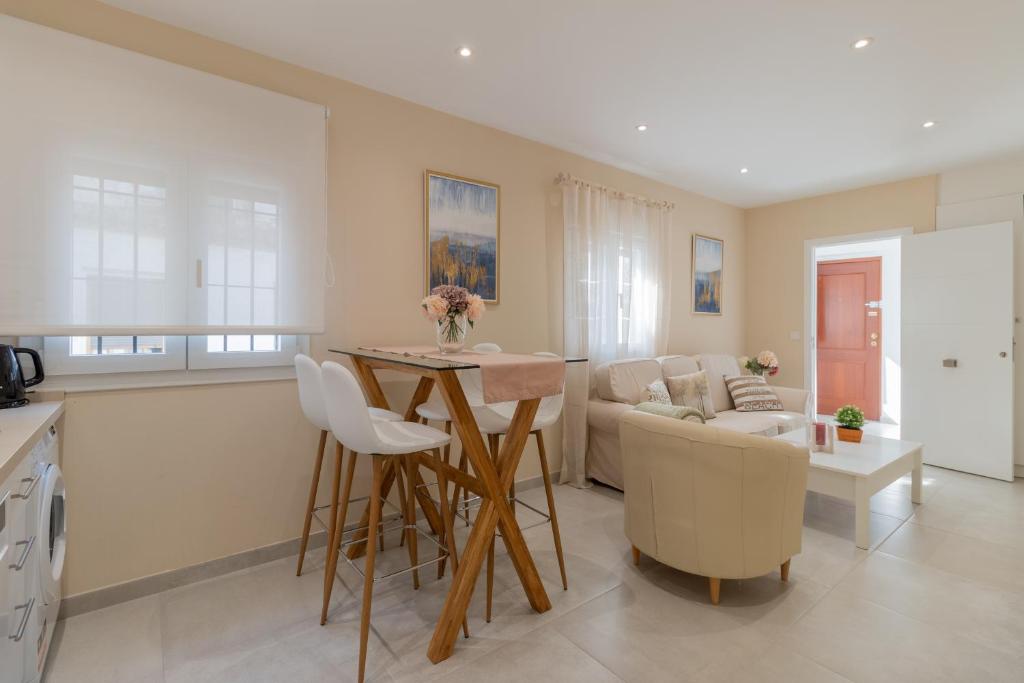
[834,404,866,443]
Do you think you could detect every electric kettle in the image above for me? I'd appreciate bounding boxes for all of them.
[0,344,44,409]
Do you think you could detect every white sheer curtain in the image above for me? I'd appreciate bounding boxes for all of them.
[558,173,673,487]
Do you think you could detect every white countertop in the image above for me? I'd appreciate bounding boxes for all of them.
[0,400,64,482]
[775,429,923,477]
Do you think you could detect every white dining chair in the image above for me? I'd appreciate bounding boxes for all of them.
[293,354,402,577]
[471,351,567,622]
[319,361,463,683]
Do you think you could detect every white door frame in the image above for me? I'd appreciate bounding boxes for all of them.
[804,227,915,416]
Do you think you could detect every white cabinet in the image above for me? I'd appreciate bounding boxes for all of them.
[0,456,35,683]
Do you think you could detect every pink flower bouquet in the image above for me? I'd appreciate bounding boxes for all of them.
[421,285,485,351]
[743,350,779,377]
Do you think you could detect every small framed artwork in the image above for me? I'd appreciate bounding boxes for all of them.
[424,170,500,303]
[692,234,723,315]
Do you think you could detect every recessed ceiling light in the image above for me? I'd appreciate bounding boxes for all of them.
[457,46,472,58]
[852,37,874,50]
[635,124,648,132]
[739,167,749,174]
[922,120,936,128]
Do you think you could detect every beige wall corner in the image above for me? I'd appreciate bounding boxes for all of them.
[742,175,938,389]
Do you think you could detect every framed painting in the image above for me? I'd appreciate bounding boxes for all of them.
[692,234,723,315]
[424,170,500,303]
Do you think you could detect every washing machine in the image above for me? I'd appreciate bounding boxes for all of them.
[23,425,64,682]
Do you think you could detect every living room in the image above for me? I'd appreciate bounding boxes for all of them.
[0,1,1022,682]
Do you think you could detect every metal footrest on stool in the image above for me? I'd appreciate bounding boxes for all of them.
[337,521,449,583]
[311,496,400,535]
[415,480,552,535]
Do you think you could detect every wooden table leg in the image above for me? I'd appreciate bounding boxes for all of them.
[427,372,548,664]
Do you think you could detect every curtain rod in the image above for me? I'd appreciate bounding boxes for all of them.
[555,172,675,210]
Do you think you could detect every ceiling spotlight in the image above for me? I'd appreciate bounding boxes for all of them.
[635,124,648,132]
[457,46,472,58]
[739,167,749,174]
[852,37,874,49]
[922,120,936,128]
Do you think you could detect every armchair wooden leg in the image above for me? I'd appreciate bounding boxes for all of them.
[631,545,640,566]
[781,559,791,582]
[708,577,721,605]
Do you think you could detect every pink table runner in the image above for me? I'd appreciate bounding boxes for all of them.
[360,346,566,404]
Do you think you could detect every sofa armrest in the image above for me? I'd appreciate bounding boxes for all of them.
[587,398,634,433]
[772,385,811,416]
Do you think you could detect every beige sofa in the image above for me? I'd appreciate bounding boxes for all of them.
[620,411,810,604]
[587,354,810,489]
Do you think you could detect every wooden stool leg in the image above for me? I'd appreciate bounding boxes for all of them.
[631,545,640,566]
[321,450,358,624]
[358,456,384,683]
[535,431,567,590]
[394,463,407,549]
[297,430,328,576]
[403,455,420,590]
[433,448,469,638]
[454,450,470,527]
[780,559,791,582]
[709,577,721,605]
[320,443,344,625]
[485,433,499,623]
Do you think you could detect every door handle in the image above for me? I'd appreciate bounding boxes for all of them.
[869,333,878,340]
[9,536,35,570]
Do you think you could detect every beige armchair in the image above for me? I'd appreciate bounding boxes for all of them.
[620,411,809,604]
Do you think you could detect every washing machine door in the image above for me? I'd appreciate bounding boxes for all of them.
[37,465,65,608]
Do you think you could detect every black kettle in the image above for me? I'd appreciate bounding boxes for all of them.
[0,344,44,409]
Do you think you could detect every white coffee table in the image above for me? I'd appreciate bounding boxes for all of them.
[774,429,923,549]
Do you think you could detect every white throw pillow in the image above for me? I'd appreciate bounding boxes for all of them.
[665,371,717,419]
[724,375,783,412]
[645,380,672,405]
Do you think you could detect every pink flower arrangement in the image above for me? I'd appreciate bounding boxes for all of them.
[744,350,779,377]
[421,285,485,345]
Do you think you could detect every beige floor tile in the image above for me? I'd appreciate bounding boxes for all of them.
[879,522,1024,593]
[693,643,853,683]
[835,552,1024,658]
[782,590,1022,683]
[45,595,164,683]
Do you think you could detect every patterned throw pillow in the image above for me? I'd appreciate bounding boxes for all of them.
[665,371,716,419]
[646,379,672,405]
[724,375,783,412]
[634,402,706,423]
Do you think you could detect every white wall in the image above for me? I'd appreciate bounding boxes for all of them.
[937,153,1024,472]
[815,238,902,424]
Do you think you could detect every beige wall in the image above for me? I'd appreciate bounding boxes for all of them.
[0,1,745,594]
[743,175,938,389]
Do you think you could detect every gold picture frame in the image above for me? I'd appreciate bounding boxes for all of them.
[424,170,500,304]
[692,233,724,315]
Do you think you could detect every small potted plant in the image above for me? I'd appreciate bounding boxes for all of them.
[742,350,779,379]
[834,404,865,443]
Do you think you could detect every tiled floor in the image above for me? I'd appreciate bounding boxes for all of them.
[47,464,1024,682]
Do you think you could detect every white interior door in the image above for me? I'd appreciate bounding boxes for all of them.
[902,222,1015,481]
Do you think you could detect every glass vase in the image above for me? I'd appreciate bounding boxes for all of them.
[436,314,468,354]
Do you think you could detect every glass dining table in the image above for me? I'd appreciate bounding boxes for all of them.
[327,346,586,664]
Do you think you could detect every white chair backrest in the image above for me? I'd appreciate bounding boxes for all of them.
[321,361,384,454]
[294,354,329,431]
[472,342,502,353]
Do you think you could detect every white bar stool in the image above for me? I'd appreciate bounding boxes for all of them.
[293,354,402,577]
[320,361,464,683]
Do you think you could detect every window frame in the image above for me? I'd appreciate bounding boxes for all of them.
[186,335,304,370]
[43,335,187,375]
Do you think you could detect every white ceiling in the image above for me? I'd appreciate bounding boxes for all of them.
[103,0,1024,207]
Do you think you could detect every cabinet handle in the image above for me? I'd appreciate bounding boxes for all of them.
[12,474,40,500]
[9,598,34,642]
[9,536,35,571]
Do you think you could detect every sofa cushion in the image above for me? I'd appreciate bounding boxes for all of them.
[634,402,706,422]
[697,354,742,411]
[724,375,784,412]
[645,379,672,405]
[587,398,636,433]
[657,354,700,379]
[595,358,663,404]
[710,409,807,437]
[665,370,717,419]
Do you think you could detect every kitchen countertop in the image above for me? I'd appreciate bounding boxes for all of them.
[0,400,64,483]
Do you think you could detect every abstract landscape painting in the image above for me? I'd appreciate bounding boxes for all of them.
[692,234,723,315]
[425,171,499,302]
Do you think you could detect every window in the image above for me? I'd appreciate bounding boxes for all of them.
[42,334,304,376]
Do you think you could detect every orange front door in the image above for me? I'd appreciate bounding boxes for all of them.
[816,257,882,420]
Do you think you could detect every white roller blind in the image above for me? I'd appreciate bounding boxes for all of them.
[0,16,326,336]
